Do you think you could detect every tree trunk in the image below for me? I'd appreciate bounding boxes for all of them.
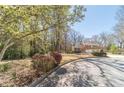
[56,30,61,52]
[0,39,14,61]
[64,33,67,52]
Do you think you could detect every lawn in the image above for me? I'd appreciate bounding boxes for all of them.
[0,53,94,87]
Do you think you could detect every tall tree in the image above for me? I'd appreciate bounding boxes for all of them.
[52,6,85,52]
[0,5,86,61]
[0,6,55,61]
[114,6,124,48]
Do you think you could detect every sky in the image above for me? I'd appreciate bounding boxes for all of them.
[72,5,120,38]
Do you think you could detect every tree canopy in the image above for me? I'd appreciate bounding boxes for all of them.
[0,5,86,61]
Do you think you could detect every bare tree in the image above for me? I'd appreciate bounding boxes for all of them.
[70,30,80,46]
[90,32,115,48]
[114,6,124,48]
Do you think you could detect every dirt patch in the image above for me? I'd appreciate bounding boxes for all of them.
[61,54,94,64]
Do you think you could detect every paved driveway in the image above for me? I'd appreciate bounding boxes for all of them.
[30,55,124,87]
[83,56,124,87]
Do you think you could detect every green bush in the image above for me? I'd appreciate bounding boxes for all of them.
[3,44,30,60]
[0,63,11,72]
[31,53,57,73]
[109,44,118,54]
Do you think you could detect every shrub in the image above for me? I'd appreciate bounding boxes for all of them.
[3,43,30,60]
[109,44,118,54]
[50,52,62,65]
[92,50,107,57]
[31,53,56,73]
[3,47,27,60]
[0,63,11,72]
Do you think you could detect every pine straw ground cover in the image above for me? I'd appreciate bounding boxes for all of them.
[0,54,94,87]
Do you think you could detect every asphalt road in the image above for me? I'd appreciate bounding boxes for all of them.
[83,56,124,87]
[31,55,124,87]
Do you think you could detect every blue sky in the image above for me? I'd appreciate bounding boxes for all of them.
[72,5,120,38]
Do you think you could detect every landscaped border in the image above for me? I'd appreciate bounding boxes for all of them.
[29,56,96,87]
